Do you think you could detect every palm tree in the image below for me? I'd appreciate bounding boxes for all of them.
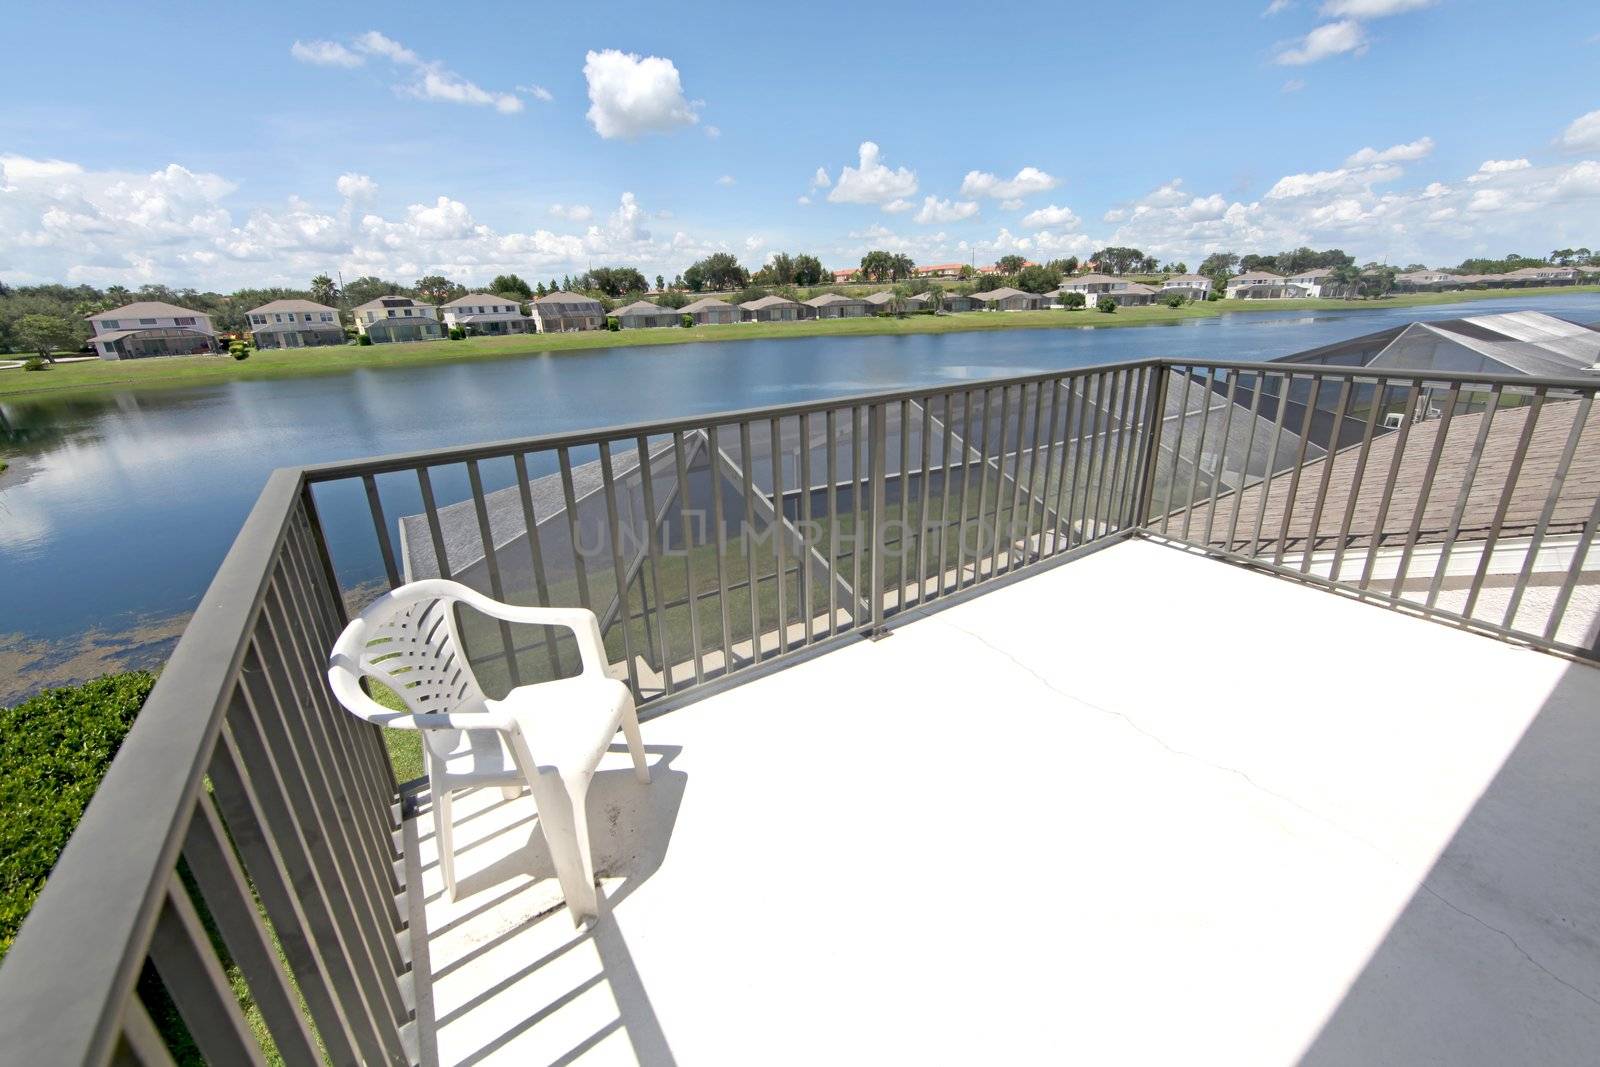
[310,274,338,307]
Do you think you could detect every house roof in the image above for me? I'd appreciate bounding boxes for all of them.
[1505,265,1576,276]
[613,300,670,316]
[91,327,212,343]
[970,287,1035,300]
[246,299,338,315]
[1230,271,1284,283]
[1288,268,1335,279]
[1181,400,1600,555]
[903,292,932,303]
[680,297,736,313]
[916,263,964,273]
[804,293,867,307]
[91,301,209,320]
[863,292,898,305]
[1165,274,1210,284]
[441,293,523,309]
[1060,273,1123,287]
[1121,283,1157,295]
[533,291,603,307]
[739,295,801,310]
[352,296,434,312]
[1273,312,1600,379]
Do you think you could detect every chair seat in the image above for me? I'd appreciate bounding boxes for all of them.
[488,676,633,777]
[431,726,522,783]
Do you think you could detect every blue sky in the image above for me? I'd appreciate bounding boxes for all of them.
[1,0,1597,289]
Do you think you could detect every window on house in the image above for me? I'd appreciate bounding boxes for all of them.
[101,319,118,329]
[251,315,266,325]
[140,318,157,325]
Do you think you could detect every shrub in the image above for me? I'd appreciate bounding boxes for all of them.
[357,333,373,345]
[448,325,466,341]
[228,341,249,361]
[21,357,46,372]
[1,672,156,957]
[606,315,620,332]
[1061,291,1086,310]
[1164,293,1186,308]
[681,314,694,328]
[1207,290,1222,302]
[1096,296,1118,313]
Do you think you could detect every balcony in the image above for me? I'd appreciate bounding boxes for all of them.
[2,358,1597,1065]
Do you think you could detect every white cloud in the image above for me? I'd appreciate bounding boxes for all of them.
[1319,0,1434,16]
[1282,78,1306,93]
[1557,109,1600,153]
[291,40,364,68]
[1467,159,1531,182]
[959,166,1059,200]
[882,198,915,214]
[548,203,593,221]
[1000,199,1023,211]
[914,196,980,224]
[1267,163,1401,198]
[715,175,736,186]
[704,125,721,139]
[810,167,832,190]
[1264,0,1294,13]
[516,83,554,102]
[1274,20,1367,65]
[336,173,377,199]
[1020,204,1082,228]
[293,32,522,112]
[797,195,811,206]
[743,234,764,252]
[582,49,700,138]
[827,142,918,205]
[1344,136,1434,166]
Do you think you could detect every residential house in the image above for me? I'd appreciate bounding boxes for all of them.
[87,301,219,359]
[863,292,902,314]
[352,296,444,343]
[1502,265,1579,285]
[804,292,871,318]
[914,263,965,279]
[679,297,740,325]
[1161,274,1213,301]
[1057,273,1130,304]
[739,295,804,322]
[941,292,980,313]
[1226,270,1290,299]
[970,286,1044,311]
[612,300,681,329]
[831,268,857,284]
[246,300,344,349]
[1103,282,1158,308]
[1396,269,1460,290]
[440,294,533,336]
[531,291,605,333]
[902,293,934,312]
[1283,267,1344,298]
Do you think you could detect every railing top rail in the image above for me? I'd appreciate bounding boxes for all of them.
[0,467,309,1065]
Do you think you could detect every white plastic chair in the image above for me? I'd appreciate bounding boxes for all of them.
[327,579,648,924]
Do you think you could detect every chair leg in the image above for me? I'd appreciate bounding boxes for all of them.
[500,784,523,801]
[620,699,650,784]
[433,786,457,902]
[527,770,599,926]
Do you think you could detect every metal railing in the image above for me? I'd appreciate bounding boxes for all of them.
[1,357,1595,1065]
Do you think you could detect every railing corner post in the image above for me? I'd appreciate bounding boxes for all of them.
[868,401,890,638]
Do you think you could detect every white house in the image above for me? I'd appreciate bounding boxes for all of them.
[1161,274,1213,300]
[1226,270,1288,299]
[1283,267,1340,298]
[87,301,219,359]
[530,292,605,332]
[352,296,445,344]
[440,294,533,336]
[1056,273,1128,304]
[1502,266,1579,285]
[1396,269,1458,290]
[246,300,344,349]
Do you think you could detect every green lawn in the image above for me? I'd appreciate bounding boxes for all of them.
[3,285,1595,401]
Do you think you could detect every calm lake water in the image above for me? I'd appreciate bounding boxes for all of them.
[4,293,1599,698]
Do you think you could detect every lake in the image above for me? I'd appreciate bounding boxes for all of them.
[4,293,1599,700]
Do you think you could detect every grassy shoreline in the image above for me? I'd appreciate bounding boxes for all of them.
[2,284,1595,401]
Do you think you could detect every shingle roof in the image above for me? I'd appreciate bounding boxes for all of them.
[90,301,209,320]
[863,291,898,305]
[970,287,1034,300]
[352,296,433,312]
[440,293,524,309]
[1230,271,1284,283]
[246,299,338,315]
[680,297,737,313]
[533,291,603,307]
[804,292,867,307]
[613,299,669,315]
[1164,274,1210,284]
[1060,274,1123,287]
[739,295,801,310]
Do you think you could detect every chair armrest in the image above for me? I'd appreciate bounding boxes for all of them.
[327,657,516,732]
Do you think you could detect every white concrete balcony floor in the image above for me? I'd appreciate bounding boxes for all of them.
[401,538,1600,1066]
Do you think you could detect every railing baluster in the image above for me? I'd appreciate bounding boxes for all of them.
[953,390,977,582]
[1158,367,1193,536]
[971,388,994,582]
[869,402,888,633]
[900,398,913,601]
[989,384,1013,577]
[824,410,841,631]
[1329,378,1387,583]
[1248,372,1293,558]
[598,440,644,693]
[1462,390,1544,621]
[1300,376,1352,573]
[1200,369,1239,548]
[557,446,594,611]
[636,434,675,690]
[798,414,816,642]
[513,452,564,679]
[770,417,789,651]
[706,424,736,669]
[1503,395,1592,632]
[363,474,401,589]
[147,874,269,1066]
[851,406,867,618]
[1179,368,1215,544]
[675,431,706,680]
[1224,370,1265,553]
[1392,383,1462,600]
[467,458,521,688]
[1272,375,1323,567]
[1425,384,1502,609]
[1358,382,1422,591]
[917,396,935,602]
[1033,380,1064,554]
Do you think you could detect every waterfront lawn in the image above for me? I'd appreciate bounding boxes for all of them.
[3,284,1595,401]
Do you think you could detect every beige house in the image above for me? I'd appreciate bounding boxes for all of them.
[970,286,1044,311]
[440,294,533,336]
[613,300,681,328]
[804,292,871,318]
[1057,273,1129,304]
[1160,274,1213,300]
[1502,266,1579,285]
[352,296,444,343]
[941,293,980,313]
[739,295,804,322]
[531,292,605,332]
[679,297,740,325]
[1396,269,1460,290]
[1226,270,1289,299]
[863,291,903,314]
[247,300,344,349]
[1102,282,1158,308]
[87,301,219,359]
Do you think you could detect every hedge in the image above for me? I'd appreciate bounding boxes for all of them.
[0,672,155,959]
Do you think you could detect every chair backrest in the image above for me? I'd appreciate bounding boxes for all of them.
[336,581,488,719]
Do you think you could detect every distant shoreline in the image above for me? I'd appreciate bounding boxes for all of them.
[2,284,1595,402]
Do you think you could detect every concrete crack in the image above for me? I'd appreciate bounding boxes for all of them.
[926,613,1600,1010]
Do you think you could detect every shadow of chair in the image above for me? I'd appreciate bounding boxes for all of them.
[407,743,688,1066]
